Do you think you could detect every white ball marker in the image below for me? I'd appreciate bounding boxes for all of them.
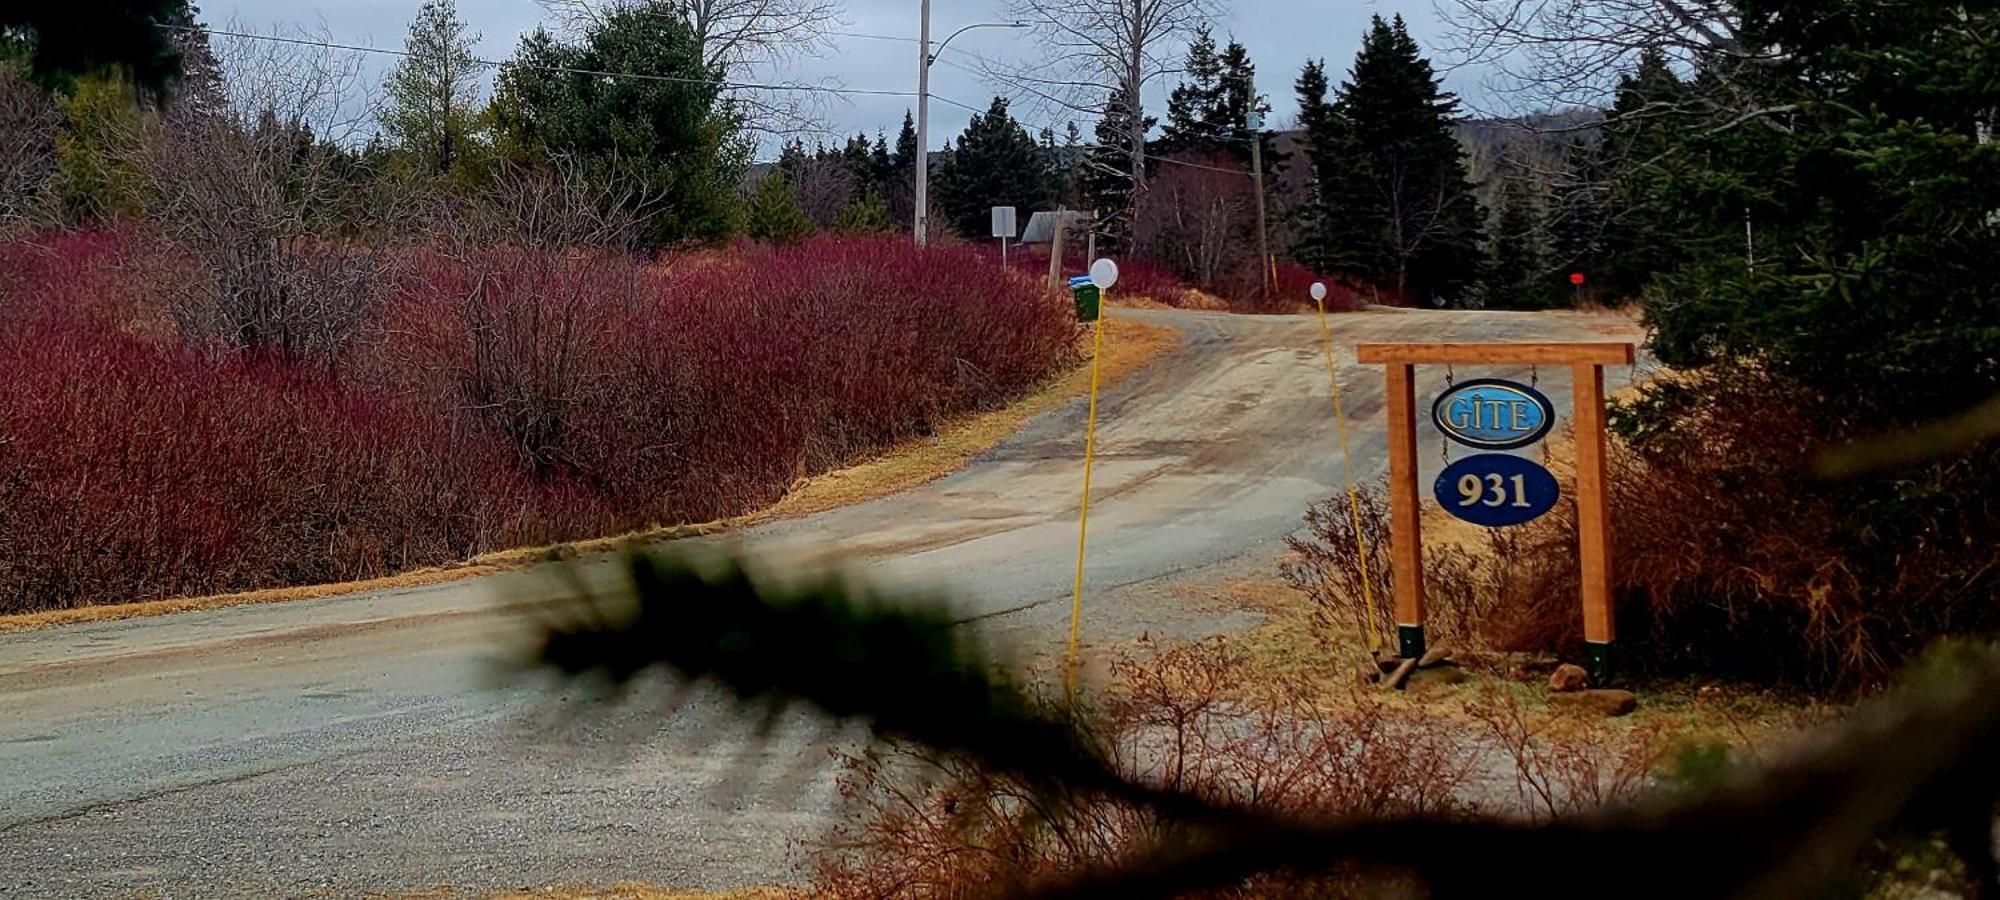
[1089,258,1119,291]
[1310,281,1328,302]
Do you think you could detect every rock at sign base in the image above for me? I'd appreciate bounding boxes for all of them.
[1549,689,1638,718]
[1549,663,1590,693]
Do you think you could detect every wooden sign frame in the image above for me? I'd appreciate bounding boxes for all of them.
[1354,341,1636,684]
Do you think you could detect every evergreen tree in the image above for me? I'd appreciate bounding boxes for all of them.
[840,131,873,200]
[1640,0,2000,421]
[1479,167,1554,309]
[1290,58,1337,271]
[933,96,1045,238]
[1161,26,1223,153]
[1547,136,1606,297]
[1591,48,1697,299]
[744,171,813,243]
[886,109,919,229]
[1083,84,1153,251]
[869,133,891,193]
[1215,37,1273,169]
[834,191,892,233]
[493,7,745,246]
[1320,15,1484,305]
[2,0,193,91]
[382,0,484,180]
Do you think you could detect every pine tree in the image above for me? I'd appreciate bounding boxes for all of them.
[933,96,1046,238]
[869,133,891,192]
[1323,15,1484,305]
[745,171,814,243]
[493,9,743,246]
[383,0,484,180]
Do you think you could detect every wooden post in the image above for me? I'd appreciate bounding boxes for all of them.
[1384,362,1425,659]
[1047,209,1066,293]
[1572,362,1615,683]
[1356,342,1633,672]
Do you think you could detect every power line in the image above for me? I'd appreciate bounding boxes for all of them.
[161,22,984,112]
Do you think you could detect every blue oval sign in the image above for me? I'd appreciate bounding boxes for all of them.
[1434,453,1560,527]
[1432,379,1555,450]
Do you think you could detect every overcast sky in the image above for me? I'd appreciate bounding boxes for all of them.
[199,0,1496,157]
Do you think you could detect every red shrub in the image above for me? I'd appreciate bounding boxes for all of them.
[0,317,548,612]
[0,229,1078,609]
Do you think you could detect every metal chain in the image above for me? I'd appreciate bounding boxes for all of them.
[1440,365,1455,465]
[1530,364,1555,465]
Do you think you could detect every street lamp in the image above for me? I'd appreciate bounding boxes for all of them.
[914,7,1027,245]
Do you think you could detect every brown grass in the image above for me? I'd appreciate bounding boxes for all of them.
[0,317,1179,634]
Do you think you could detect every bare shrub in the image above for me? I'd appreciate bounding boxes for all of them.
[1466,688,1675,818]
[131,24,391,368]
[1282,486,1504,653]
[810,639,1479,897]
[0,70,58,231]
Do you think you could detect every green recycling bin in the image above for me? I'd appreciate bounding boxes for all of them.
[1068,275,1100,323]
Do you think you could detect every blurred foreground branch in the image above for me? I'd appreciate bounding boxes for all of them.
[531,550,2000,898]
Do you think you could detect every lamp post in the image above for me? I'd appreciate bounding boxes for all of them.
[914,7,1026,245]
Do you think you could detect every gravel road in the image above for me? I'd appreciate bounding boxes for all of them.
[0,307,1643,898]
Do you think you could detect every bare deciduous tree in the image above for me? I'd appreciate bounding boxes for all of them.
[0,70,58,230]
[1134,153,1255,290]
[994,0,1220,237]
[787,154,856,228]
[1435,0,1776,123]
[132,23,391,369]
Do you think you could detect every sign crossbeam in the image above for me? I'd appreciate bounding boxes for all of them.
[1357,342,1635,366]
[1363,341,1635,684]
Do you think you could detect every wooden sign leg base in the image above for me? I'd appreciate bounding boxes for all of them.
[1398,625,1426,661]
[1585,641,1613,686]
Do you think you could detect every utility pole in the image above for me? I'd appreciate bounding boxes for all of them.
[1247,107,1272,299]
[914,0,932,244]
[912,12,1025,246]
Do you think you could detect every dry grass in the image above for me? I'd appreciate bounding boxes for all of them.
[401,886,789,900]
[764,316,1178,518]
[491,886,790,900]
[0,317,1179,634]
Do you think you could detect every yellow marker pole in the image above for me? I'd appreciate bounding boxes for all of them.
[1065,297,1108,693]
[1314,288,1383,652]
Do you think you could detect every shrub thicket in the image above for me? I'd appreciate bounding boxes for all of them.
[0,229,1077,612]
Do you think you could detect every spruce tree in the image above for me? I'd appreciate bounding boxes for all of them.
[1290,58,1337,271]
[745,171,813,243]
[1479,167,1554,309]
[933,96,1046,238]
[1325,15,1484,305]
[887,110,919,229]
[1083,84,1153,251]
[1161,26,1222,153]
